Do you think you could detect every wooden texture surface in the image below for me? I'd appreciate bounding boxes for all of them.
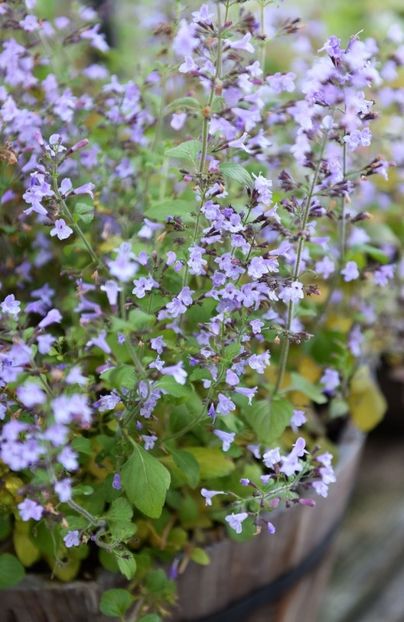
[2,427,364,622]
[320,438,404,622]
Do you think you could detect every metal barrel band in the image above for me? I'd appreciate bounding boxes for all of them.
[187,512,344,622]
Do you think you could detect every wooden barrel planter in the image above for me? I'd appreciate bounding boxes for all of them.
[2,426,364,622]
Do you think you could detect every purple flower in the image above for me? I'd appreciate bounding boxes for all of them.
[263,448,281,469]
[315,257,335,279]
[250,320,264,334]
[248,351,270,374]
[37,334,55,354]
[66,366,87,386]
[319,36,343,60]
[151,336,165,354]
[173,20,198,58]
[23,171,53,216]
[64,530,80,548]
[16,382,46,408]
[192,4,214,24]
[18,499,43,521]
[278,281,304,304]
[81,25,109,53]
[320,368,340,393]
[50,219,73,241]
[161,362,187,385]
[226,33,254,54]
[201,488,224,506]
[112,473,121,490]
[188,246,207,276]
[235,386,257,405]
[341,261,359,282]
[225,369,240,386]
[86,330,111,355]
[100,280,121,306]
[248,256,278,279]
[95,392,121,413]
[349,325,363,357]
[266,521,276,535]
[267,72,296,94]
[344,128,372,151]
[214,429,235,451]
[1,294,21,317]
[107,243,138,282]
[373,264,395,286]
[132,275,159,298]
[225,512,249,534]
[290,409,307,432]
[54,478,72,502]
[142,434,158,450]
[59,178,73,196]
[280,438,307,476]
[171,112,187,131]
[216,393,236,416]
[58,447,79,471]
[38,308,62,329]
[73,183,95,199]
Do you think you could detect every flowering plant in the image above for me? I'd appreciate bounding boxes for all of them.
[0,0,400,618]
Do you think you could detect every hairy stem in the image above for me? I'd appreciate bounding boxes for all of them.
[272,134,328,396]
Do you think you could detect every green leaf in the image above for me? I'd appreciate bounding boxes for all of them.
[0,515,11,541]
[190,547,210,565]
[116,550,137,580]
[242,399,293,444]
[171,450,200,488]
[165,96,201,111]
[101,364,136,389]
[106,498,133,522]
[74,202,94,225]
[109,521,137,543]
[138,615,161,622]
[0,553,25,589]
[220,162,253,187]
[186,447,235,479]
[329,398,349,418]
[99,588,134,618]
[121,443,171,519]
[361,244,389,264]
[71,436,92,455]
[155,376,192,398]
[166,140,201,165]
[145,199,192,221]
[289,373,327,404]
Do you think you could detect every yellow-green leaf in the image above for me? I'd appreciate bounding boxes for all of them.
[348,366,387,432]
[185,447,235,479]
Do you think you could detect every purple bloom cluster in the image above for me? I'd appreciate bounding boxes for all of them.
[0,0,400,593]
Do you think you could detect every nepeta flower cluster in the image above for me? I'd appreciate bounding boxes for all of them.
[0,0,400,615]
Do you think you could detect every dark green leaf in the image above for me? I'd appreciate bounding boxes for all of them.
[0,554,25,589]
[116,550,137,580]
[171,450,200,488]
[121,443,171,518]
[99,588,134,617]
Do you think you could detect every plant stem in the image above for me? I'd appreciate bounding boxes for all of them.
[51,172,100,267]
[272,134,328,396]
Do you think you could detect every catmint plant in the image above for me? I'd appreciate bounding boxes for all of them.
[0,0,400,617]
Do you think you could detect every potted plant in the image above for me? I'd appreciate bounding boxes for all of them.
[0,1,397,621]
